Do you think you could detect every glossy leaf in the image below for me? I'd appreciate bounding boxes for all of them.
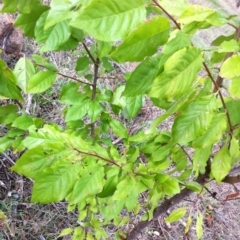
[70,0,146,41]
[111,16,170,62]
[27,71,56,93]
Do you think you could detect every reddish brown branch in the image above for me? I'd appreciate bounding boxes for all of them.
[73,147,122,168]
[82,42,97,64]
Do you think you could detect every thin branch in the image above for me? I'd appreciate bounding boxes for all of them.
[153,0,181,30]
[177,144,192,162]
[82,42,97,64]
[73,147,122,168]
[203,62,234,133]
[90,58,100,137]
[35,63,93,86]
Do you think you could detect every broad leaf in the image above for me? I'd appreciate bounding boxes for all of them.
[149,47,202,100]
[211,146,231,183]
[220,55,240,79]
[70,0,146,41]
[32,161,79,203]
[12,115,35,130]
[88,100,102,122]
[165,208,187,223]
[125,95,143,119]
[109,119,128,138]
[111,16,170,62]
[172,95,217,144]
[2,0,41,13]
[14,57,36,93]
[27,71,56,93]
[67,165,105,204]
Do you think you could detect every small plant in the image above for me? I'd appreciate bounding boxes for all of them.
[1,0,240,239]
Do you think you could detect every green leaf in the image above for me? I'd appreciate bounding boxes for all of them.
[211,146,231,183]
[230,137,240,160]
[67,165,105,204]
[172,95,217,145]
[11,146,73,179]
[59,228,73,237]
[40,20,72,52]
[32,161,79,203]
[226,100,240,125]
[12,115,35,130]
[218,40,240,53]
[98,173,119,198]
[0,136,14,153]
[70,0,146,41]
[149,47,202,100]
[185,181,202,192]
[123,54,167,97]
[113,176,135,201]
[229,77,240,98]
[211,34,234,46]
[163,30,191,56]
[0,61,23,100]
[111,16,170,62]
[125,95,143,119]
[97,41,113,58]
[65,100,90,122]
[88,100,102,123]
[109,119,128,138]
[75,56,90,72]
[27,71,56,93]
[2,0,41,13]
[72,227,84,240]
[192,113,226,148]
[15,5,49,38]
[220,55,240,79]
[125,188,138,211]
[193,146,212,176]
[196,212,203,240]
[165,208,187,223]
[32,54,57,72]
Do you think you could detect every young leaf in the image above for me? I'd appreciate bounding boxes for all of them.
[59,228,73,237]
[111,16,170,62]
[220,55,240,79]
[165,208,187,223]
[70,0,146,41]
[218,40,240,53]
[27,71,56,93]
[211,146,231,183]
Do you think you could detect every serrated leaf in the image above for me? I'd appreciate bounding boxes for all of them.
[111,16,170,62]
[67,165,104,204]
[149,47,202,100]
[125,95,143,119]
[14,57,36,93]
[211,146,231,183]
[109,119,128,138]
[15,5,49,38]
[32,162,79,203]
[11,146,73,179]
[113,176,135,201]
[123,54,167,97]
[65,100,90,122]
[218,40,239,53]
[70,0,146,41]
[173,95,216,144]
[192,113,226,148]
[220,55,240,79]
[27,71,56,93]
[229,77,240,98]
[196,212,203,240]
[193,146,211,176]
[165,208,187,223]
[88,100,102,122]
